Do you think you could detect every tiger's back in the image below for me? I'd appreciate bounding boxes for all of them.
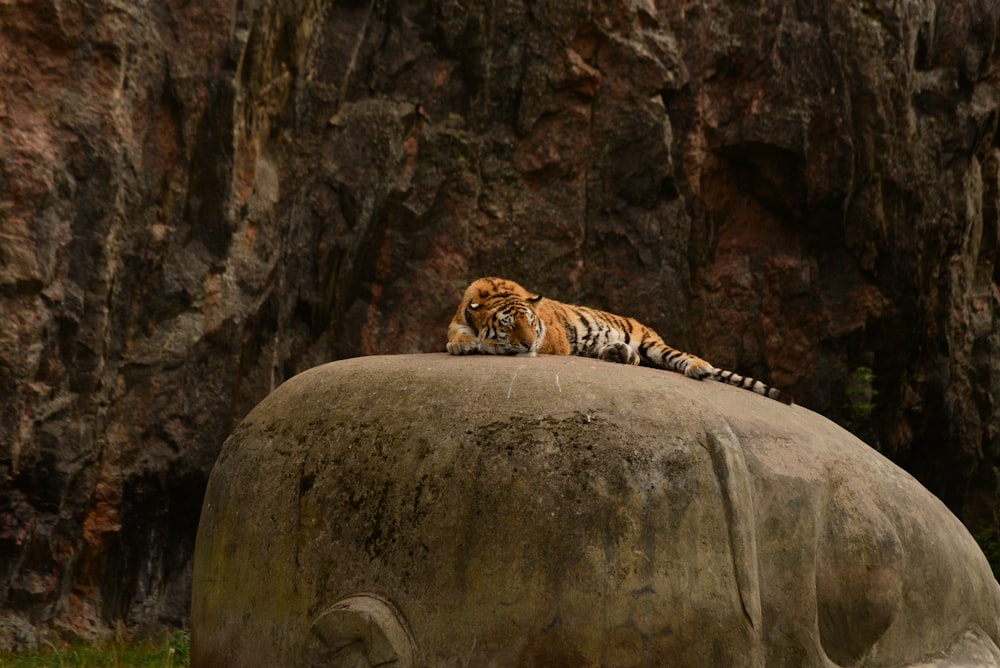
[447,277,793,404]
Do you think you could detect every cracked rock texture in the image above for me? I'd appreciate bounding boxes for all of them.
[2,0,999,640]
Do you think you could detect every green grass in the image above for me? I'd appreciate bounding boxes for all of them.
[842,365,878,443]
[0,631,189,668]
[975,529,1000,581]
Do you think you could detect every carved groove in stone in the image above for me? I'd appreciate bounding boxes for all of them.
[302,593,417,667]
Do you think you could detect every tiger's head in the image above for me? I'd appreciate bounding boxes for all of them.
[449,278,546,356]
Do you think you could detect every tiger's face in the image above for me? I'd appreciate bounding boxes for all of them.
[447,277,548,357]
[468,296,546,356]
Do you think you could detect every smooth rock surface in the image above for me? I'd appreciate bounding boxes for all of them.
[191,354,1000,667]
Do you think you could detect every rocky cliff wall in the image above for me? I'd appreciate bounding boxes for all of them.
[1,0,998,641]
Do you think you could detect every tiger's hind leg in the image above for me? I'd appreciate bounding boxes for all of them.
[598,342,641,366]
[640,338,715,379]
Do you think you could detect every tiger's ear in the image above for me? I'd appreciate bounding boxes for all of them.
[528,294,542,303]
[468,302,482,310]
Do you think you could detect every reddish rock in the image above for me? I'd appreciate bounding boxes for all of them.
[1,0,998,641]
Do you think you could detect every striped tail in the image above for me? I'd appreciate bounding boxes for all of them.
[712,369,794,405]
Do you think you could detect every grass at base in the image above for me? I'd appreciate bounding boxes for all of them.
[0,631,189,668]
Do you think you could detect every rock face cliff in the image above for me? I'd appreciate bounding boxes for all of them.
[191,354,1000,667]
[2,0,999,641]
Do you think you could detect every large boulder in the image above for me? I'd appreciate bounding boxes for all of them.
[191,354,1000,666]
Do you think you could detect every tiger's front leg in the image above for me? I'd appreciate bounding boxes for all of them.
[447,323,479,355]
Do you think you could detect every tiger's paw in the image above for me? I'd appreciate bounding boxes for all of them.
[598,342,641,366]
[684,357,715,379]
[446,336,479,355]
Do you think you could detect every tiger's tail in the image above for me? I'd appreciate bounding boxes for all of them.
[712,369,794,405]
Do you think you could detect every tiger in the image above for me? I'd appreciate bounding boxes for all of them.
[446,277,794,404]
